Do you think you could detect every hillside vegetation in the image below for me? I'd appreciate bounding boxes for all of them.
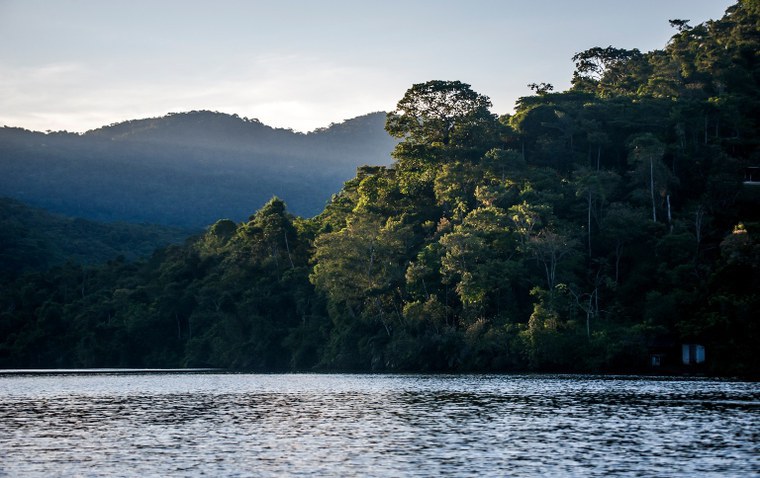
[0,111,395,227]
[1,1,758,375]
[0,198,188,281]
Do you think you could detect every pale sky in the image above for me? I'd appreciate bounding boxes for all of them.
[0,0,735,133]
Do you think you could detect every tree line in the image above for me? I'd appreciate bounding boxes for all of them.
[1,0,758,375]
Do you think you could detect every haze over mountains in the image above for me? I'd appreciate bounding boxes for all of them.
[0,111,396,228]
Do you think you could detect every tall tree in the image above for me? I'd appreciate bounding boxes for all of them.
[386,81,500,167]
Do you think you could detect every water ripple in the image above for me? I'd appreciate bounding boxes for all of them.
[0,374,757,476]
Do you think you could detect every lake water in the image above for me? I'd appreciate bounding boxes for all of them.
[0,373,757,477]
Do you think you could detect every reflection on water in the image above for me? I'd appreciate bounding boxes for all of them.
[0,374,757,476]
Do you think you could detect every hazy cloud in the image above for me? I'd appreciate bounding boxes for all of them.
[0,54,403,132]
[0,0,735,132]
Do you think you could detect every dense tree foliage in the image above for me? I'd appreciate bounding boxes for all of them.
[0,198,188,282]
[1,1,758,375]
[0,198,326,369]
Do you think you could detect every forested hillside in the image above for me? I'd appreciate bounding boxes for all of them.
[1,1,757,375]
[0,198,188,282]
[0,111,395,227]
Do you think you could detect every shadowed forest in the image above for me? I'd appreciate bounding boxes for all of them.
[1,1,758,375]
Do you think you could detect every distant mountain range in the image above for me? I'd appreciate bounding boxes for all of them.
[0,111,396,228]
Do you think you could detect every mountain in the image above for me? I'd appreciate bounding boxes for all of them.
[0,197,188,281]
[0,111,396,228]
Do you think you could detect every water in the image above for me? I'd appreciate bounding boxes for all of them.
[0,373,757,477]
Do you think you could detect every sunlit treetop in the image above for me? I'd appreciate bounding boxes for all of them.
[385,80,495,147]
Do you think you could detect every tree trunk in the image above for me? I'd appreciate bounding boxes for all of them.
[694,206,704,270]
[666,194,672,232]
[596,145,601,171]
[284,232,295,270]
[650,157,657,222]
[587,189,593,257]
[366,244,375,288]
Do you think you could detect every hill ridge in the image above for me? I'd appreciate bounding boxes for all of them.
[0,111,396,227]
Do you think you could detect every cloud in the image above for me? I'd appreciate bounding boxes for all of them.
[0,53,403,133]
[0,0,734,133]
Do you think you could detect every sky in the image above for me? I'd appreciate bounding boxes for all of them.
[0,0,736,133]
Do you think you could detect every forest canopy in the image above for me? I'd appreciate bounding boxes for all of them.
[1,0,758,375]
